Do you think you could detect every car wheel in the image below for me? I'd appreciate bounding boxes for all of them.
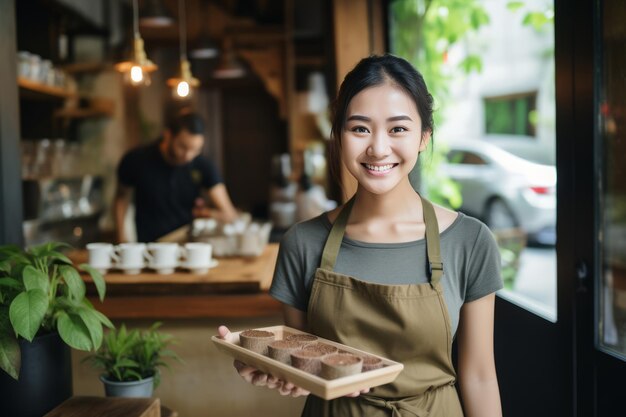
[485,198,518,230]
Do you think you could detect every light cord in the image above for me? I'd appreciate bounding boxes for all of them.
[179,0,187,61]
[133,0,139,38]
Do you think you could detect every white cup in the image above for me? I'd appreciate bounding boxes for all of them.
[181,243,213,273]
[86,243,118,273]
[114,243,147,275]
[145,243,180,274]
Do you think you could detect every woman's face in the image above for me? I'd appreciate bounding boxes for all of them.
[341,82,429,196]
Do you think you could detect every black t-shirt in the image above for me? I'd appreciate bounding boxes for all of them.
[117,141,222,242]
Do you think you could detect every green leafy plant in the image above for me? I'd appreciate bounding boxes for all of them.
[0,242,113,380]
[84,322,181,387]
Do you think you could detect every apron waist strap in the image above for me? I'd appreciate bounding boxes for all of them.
[360,396,427,417]
[360,381,456,417]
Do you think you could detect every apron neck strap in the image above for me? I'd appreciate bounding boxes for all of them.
[320,195,443,286]
[421,197,443,286]
[320,196,355,270]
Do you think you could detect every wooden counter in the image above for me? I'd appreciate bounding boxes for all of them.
[71,244,282,319]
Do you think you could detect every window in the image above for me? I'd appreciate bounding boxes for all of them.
[484,92,538,136]
[447,151,488,165]
[390,0,556,321]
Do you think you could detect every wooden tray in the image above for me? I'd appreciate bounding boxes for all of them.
[211,325,404,400]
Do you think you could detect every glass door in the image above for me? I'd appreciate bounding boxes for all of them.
[594,0,626,413]
[388,2,570,416]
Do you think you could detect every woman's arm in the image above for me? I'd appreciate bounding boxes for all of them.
[284,304,308,331]
[456,293,502,417]
[196,184,238,222]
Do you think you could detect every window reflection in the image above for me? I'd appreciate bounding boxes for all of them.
[598,0,626,358]
[390,0,557,320]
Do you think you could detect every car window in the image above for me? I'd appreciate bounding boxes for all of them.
[447,150,488,165]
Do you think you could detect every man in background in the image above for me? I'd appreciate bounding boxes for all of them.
[114,110,237,243]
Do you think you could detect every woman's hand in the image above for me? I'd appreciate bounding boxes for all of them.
[218,325,310,397]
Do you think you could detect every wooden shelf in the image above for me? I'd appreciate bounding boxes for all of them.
[54,96,115,119]
[61,61,111,74]
[18,77,76,100]
[54,107,113,119]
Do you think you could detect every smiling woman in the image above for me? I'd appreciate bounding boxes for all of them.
[219,54,503,417]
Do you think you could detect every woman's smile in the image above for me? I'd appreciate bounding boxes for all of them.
[361,163,399,176]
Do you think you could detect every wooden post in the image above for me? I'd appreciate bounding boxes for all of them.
[332,0,386,201]
[0,0,24,245]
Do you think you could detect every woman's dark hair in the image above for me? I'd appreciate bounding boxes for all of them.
[328,54,434,185]
[166,110,205,136]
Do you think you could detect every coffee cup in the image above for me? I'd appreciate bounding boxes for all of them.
[114,243,147,274]
[86,243,118,274]
[145,243,180,274]
[181,242,213,273]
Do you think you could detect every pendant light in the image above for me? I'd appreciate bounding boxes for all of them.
[167,0,199,99]
[139,0,175,28]
[189,2,219,60]
[115,0,158,86]
[213,38,246,79]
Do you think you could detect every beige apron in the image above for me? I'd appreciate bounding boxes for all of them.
[302,196,463,417]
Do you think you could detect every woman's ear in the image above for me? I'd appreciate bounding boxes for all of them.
[419,129,432,152]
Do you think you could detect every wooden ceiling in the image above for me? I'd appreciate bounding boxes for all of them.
[137,0,286,48]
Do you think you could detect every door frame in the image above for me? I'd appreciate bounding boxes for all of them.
[0,0,23,245]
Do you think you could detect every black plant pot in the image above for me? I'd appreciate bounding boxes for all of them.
[0,331,73,417]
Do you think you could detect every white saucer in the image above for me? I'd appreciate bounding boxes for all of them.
[183,259,219,273]
[148,263,178,275]
[117,264,145,275]
[89,266,110,275]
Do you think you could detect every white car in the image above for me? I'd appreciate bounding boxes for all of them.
[440,140,556,245]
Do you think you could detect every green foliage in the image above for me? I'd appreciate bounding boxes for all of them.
[416,142,463,209]
[390,0,491,207]
[390,0,490,102]
[0,242,112,380]
[84,323,181,387]
[493,230,527,290]
[507,0,554,32]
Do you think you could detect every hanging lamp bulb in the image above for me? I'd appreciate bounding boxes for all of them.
[115,0,158,87]
[168,59,199,99]
[166,0,200,99]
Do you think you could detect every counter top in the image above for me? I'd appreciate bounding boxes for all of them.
[70,244,282,319]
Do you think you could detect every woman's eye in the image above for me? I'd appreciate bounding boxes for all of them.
[351,126,370,133]
[390,126,407,133]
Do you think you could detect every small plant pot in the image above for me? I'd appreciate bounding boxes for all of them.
[361,355,384,372]
[239,329,276,355]
[321,353,363,380]
[100,375,154,398]
[303,342,338,356]
[285,333,318,346]
[268,340,303,364]
[290,349,326,375]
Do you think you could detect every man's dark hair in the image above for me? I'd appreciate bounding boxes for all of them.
[166,110,205,135]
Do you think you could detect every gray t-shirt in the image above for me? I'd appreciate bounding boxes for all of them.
[269,212,503,337]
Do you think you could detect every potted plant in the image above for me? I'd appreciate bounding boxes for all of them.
[84,322,181,398]
[0,242,112,417]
